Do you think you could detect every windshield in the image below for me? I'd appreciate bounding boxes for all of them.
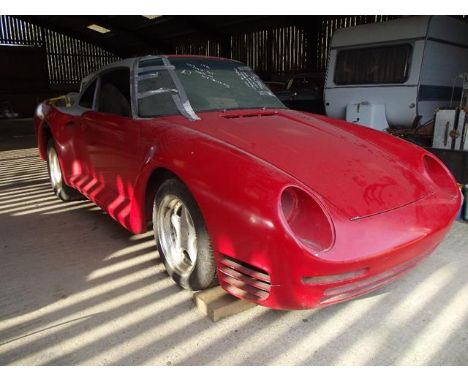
[137,57,285,118]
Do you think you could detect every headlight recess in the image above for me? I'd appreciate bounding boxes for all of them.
[280,186,334,253]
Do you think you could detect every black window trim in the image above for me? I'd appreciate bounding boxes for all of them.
[333,43,413,86]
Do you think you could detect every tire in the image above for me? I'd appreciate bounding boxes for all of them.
[153,178,218,290]
[46,140,83,201]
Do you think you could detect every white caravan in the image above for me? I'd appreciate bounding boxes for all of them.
[324,16,468,131]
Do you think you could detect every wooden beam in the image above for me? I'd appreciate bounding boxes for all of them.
[193,286,257,322]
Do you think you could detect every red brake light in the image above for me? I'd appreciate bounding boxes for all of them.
[280,187,334,252]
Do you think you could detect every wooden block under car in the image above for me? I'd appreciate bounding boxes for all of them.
[193,286,257,322]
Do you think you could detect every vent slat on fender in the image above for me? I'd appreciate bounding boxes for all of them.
[224,285,267,302]
[222,274,270,299]
[219,257,271,283]
[218,255,271,302]
[219,267,271,292]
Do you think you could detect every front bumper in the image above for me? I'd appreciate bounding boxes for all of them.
[217,190,460,310]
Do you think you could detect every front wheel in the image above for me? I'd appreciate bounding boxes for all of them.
[153,178,218,290]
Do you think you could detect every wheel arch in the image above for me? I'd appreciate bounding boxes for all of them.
[143,166,185,227]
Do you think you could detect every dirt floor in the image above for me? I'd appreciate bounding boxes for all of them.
[0,119,467,365]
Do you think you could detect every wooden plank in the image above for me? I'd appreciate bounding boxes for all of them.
[193,286,257,322]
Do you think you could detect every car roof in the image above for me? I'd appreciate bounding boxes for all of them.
[79,54,245,98]
[93,55,241,75]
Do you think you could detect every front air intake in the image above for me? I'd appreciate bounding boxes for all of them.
[218,255,271,302]
[221,111,277,119]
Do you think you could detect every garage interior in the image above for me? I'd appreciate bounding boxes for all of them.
[0,15,467,365]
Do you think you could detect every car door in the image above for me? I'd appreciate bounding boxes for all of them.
[80,67,141,221]
[56,78,97,188]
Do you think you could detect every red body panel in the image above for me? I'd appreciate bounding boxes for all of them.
[35,103,461,310]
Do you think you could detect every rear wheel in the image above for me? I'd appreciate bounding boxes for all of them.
[153,178,218,290]
[47,140,83,201]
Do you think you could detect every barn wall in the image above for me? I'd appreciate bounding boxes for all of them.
[173,15,401,80]
[0,15,120,116]
[1,14,465,116]
[0,15,119,91]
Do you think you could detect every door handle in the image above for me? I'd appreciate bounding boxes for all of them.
[65,121,76,129]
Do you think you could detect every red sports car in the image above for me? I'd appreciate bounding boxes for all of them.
[35,55,461,310]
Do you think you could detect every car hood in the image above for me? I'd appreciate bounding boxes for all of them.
[191,109,430,220]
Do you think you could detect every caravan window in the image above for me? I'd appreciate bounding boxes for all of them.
[334,44,412,85]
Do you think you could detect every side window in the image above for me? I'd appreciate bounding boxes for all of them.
[79,79,97,108]
[97,68,132,117]
[334,44,412,85]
